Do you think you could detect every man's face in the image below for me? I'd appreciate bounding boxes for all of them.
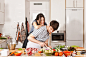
[48,26,54,34]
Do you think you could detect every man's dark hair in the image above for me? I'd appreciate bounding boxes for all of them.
[50,20,59,30]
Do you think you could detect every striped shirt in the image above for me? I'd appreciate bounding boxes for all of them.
[32,26,49,42]
[26,26,49,48]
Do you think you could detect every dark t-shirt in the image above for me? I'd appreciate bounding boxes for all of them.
[30,20,47,33]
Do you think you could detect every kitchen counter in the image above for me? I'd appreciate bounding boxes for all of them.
[1,53,86,57]
[0,53,72,57]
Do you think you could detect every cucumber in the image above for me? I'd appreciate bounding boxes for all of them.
[18,48,22,50]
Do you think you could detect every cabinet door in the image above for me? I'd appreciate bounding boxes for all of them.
[0,0,4,12]
[51,0,65,32]
[0,12,4,24]
[66,0,75,8]
[76,0,83,8]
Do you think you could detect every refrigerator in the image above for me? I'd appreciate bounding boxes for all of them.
[66,8,83,47]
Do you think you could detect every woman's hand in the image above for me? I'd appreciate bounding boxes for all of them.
[39,42,47,47]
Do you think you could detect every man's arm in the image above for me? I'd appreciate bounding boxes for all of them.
[28,34,41,44]
[28,34,47,47]
[44,39,48,46]
[44,39,52,48]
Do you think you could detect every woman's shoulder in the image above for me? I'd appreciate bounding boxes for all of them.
[32,20,37,25]
[33,20,37,22]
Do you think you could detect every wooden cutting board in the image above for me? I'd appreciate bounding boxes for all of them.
[75,47,86,51]
[9,48,25,53]
[75,55,86,57]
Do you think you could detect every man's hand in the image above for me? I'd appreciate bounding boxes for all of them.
[48,45,52,49]
[39,42,47,47]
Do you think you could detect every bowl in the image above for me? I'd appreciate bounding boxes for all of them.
[44,53,53,56]
[14,51,22,56]
[63,51,71,57]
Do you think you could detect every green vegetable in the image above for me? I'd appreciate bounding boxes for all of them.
[71,45,79,48]
[18,48,22,50]
[53,45,65,52]
[55,45,65,49]
[68,47,75,51]
[0,37,7,39]
[0,48,3,49]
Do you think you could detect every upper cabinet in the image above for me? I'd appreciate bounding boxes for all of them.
[0,0,4,12]
[51,0,65,32]
[0,0,4,24]
[66,0,83,8]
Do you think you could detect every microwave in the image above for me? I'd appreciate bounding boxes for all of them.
[51,33,65,42]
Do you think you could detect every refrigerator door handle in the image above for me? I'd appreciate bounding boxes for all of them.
[72,9,77,11]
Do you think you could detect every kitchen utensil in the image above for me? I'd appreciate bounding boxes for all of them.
[8,42,16,50]
[14,51,22,56]
[9,48,25,54]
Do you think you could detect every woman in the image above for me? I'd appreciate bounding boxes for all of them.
[22,13,47,48]
[30,13,47,33]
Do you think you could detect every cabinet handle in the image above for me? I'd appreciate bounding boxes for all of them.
[55,44,61,45]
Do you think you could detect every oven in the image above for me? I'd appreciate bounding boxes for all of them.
[51,33,65,42]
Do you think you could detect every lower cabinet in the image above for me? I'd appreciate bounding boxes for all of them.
[51,42,65,48]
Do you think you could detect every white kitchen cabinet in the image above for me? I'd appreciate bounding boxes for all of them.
[0,0,4,12]
[0,12,4,24]
[0,0,4,24]
[51,0,65,32]
[66,0,74,8]
[66,0,83,8]
[76,0,83,8]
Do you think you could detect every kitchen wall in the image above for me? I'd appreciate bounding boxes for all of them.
[0,0,25,44]
[25,0,50,32]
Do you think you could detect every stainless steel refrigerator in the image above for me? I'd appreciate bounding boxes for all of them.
[66,8,83,47]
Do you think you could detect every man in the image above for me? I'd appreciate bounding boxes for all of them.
[26,20,59,48]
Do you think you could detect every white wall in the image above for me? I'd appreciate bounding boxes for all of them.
[29,1,50,31]
[0,0,25,42]
[51,0,65,33]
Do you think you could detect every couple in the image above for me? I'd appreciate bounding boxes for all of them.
[26,13,59,49]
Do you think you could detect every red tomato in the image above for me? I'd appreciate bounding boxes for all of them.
[55,52,58,56]
[53,49,56,51]
[59,52,63,56]
[38,51,42,53]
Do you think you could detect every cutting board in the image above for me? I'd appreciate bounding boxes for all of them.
[75,47,86,51]
[75,55,86,57]
[9,48,25,53]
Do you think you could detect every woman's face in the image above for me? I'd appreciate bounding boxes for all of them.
[40,17,45,25]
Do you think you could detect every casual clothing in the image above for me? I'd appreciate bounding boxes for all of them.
[26,26,49,49]
[30,20,47,33]
[30,20,38,33]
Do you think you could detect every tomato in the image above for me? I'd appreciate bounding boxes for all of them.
[53,49,56,53]
[38,51,42,53]
[55,52,58,56]
[59,52,63,56]
[53,49,56,51]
